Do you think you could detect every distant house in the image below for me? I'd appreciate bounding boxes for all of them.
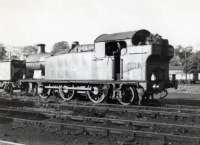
[169,66,193,80]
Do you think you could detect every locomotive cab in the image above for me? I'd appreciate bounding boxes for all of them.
[105,41,126,80]
[94,29,176,103]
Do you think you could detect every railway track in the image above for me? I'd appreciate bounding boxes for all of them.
[2,96,200,126]
[2,93,200,120]
[1,93,200,144]
[0,106,200,145]
[59,101,200,114]
[1,90,200,106]
[42,102,200,125]
[2,92,200,114]
[1,106,200,136]
[1,94,200,125]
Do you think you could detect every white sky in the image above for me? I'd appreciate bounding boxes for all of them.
[0,0,200,51]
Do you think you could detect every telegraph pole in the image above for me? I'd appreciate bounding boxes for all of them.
[185,51,187,82]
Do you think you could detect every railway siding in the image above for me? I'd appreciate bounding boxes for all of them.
[1,94,200,144]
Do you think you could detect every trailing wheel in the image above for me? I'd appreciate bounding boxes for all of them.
[159,89,168,100]
[58,86,75,102]
[118,85,135,105]
[87,85,108,104]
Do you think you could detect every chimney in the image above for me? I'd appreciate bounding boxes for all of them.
[71,41,79,49]
[37,44,46,54]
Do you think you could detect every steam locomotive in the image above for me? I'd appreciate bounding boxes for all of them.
[0,29,177,105]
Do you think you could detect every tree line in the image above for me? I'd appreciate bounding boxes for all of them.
[170,45,200,81]
[1,42,200,77]
[0,41,69,60]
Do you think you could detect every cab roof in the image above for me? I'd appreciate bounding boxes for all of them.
[95,29,151,44]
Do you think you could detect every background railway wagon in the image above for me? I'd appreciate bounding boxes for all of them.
[0,60,25,91]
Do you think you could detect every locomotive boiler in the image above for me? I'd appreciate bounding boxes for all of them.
[21,29,176,105]
[25,44,50,79]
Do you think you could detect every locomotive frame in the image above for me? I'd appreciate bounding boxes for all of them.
[21,79,144,105]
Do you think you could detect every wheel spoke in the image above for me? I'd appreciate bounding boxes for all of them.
[59,86,74,102]
[87,86,107,104]
[38,86,49,99]
[118,86,135,105]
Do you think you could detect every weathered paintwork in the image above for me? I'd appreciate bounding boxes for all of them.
[45,44,152,82]
[122,45,151,81]
[45,51,113,80]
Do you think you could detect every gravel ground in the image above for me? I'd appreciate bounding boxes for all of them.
[168,84,200,94]
[0,120,123,145]
[164,84,200,106]
[164,93,200,106]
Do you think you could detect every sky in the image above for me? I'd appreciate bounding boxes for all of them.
[0,0,200,51]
